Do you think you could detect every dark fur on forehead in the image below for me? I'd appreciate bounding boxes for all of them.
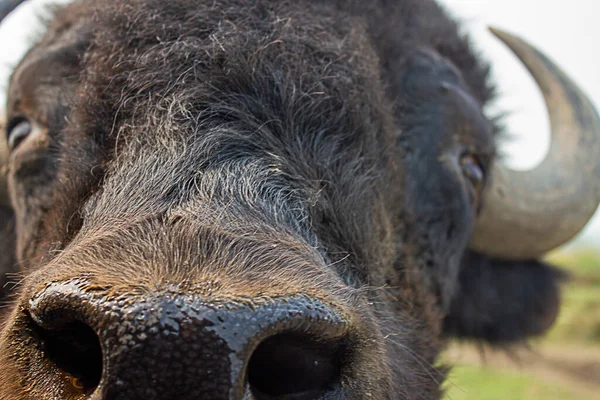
[55,0,404,280]
[60,0,495,261]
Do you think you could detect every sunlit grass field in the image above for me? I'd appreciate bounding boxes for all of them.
[442,249,600,400]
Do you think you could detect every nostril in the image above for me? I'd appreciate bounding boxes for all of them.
[29,313,103,392]
[248,334,343,399]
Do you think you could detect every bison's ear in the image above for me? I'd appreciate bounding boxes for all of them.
[442,250,566,343]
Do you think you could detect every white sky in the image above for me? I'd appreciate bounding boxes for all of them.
[1,0,599,249]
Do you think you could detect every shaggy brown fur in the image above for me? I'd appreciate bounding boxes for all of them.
[0,0,563,399]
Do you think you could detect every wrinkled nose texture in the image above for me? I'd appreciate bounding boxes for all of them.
[27,281,349,400]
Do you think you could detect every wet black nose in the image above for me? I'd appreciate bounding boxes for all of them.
[27,282,349,400]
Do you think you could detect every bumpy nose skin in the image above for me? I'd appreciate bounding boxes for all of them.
[100,299,236,399]
[28,280,349,400]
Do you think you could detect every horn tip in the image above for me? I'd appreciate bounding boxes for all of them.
[487,26,501,35]
[488,26,517,43]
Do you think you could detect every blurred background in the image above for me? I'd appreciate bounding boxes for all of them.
[1,1,599,399]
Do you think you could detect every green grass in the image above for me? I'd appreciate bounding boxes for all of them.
[545,249,600,344]
[547,248,600,284]
[443,365,595,400]
[545,284,600,344]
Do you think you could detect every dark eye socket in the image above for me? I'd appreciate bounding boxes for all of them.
[459,153,485,191]
[6,118,32,151]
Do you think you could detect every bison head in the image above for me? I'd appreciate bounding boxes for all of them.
[0,0,598,399]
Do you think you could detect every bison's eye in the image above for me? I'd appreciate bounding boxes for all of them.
[7,118,32,151]
[459,153,484,192]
